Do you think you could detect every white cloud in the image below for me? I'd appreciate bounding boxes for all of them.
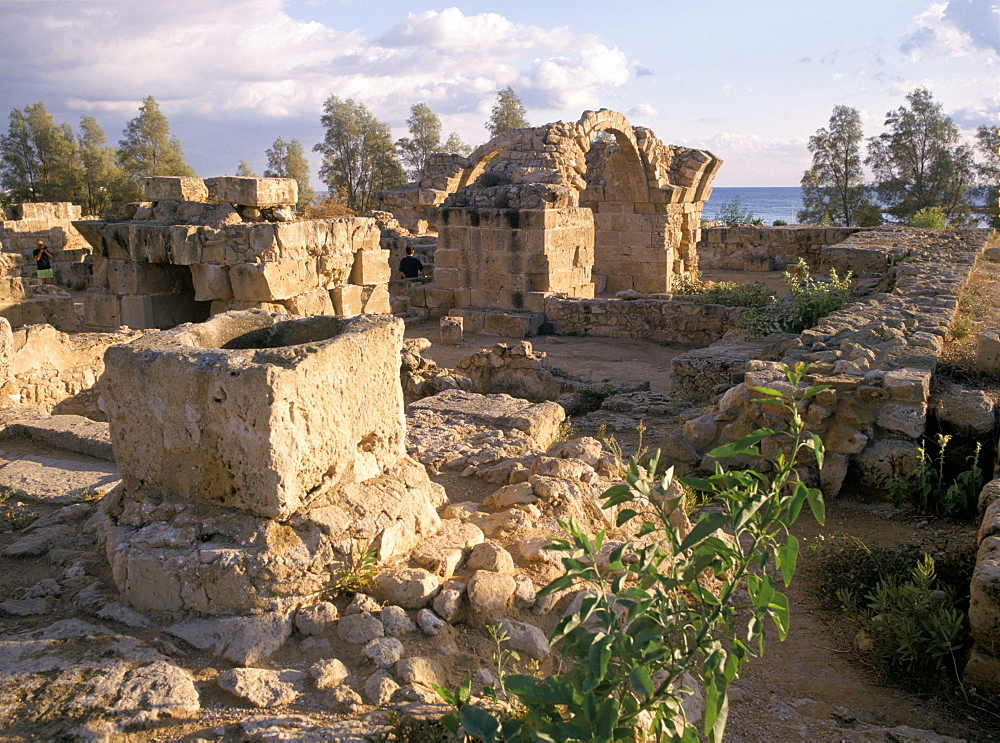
[627,103,660,119]
[899,1,1000,59]
[520,44,631,109]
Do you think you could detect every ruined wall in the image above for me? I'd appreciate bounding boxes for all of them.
[542,295,743,346]
[1,202,93,286]
[0,252,78,332]
[664,227,991,500]
[967,476,1000,692]
[0,324,141,419]
[697,226,862,271]
[76,177,392,330]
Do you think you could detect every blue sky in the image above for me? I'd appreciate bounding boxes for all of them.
[0,0,997,186]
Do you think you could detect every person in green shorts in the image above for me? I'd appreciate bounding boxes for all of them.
[33,241,53,285]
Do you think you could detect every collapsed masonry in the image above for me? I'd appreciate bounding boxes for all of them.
[381,109,720,318]
[96,310,444,615]
[74,177,391,330]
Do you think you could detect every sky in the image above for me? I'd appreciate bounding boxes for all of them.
[0,0,997,187]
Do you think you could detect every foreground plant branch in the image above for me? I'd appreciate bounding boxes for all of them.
[436,363,828,742]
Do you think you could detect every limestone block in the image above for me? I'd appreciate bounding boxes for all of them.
[120,292,207,330]
[128,224,172,263]
[143,176,209,203]
[0,277,25,301]
[169,225,203,265]
[283,289,335,317]
[230,259,318,301]
[101,311,407,519]
[350,249,391,285]
[12,202,81,220]
[883,369,931,403]
[962,644,1000,693]
[854,439,918,491]
[109,260,190,295]
[205,177,297,207]
[482,311,544,338]
[332,285,363,317]
[977,331,1000,373]
[440,316,463,345]
[191,263,233,301]
[83,293,122,328]
[875,403,926,439]
[362,285,391,314]
[318,252,355,288]
[820,246,887,275]
[969,536,1000,649]
[933,387,996,437]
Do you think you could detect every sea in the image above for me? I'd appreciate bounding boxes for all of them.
[704,187,803,226]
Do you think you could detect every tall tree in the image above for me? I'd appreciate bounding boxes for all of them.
[974,124,1000,229]
[443,132,472,156]
[865,88,976,225]
[0,102,80,202]
[797,105,879,226]
[118,96,196,188]
[486,86,529,138]
[314,97,404,214]
[236,160,259,177]
[396,103,472,178]
[264,137,315,209]
[77,114,129,215]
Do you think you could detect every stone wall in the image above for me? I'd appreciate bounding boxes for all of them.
[75,177,392,330]
[1,202,93,286]
[966,475,1000,692]
[0,252,78,332]
[663,227,991,499]
[697,226,861,271]
[542,295,743,346]
[0,324,141,420]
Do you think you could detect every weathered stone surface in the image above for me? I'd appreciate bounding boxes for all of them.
[144,176,209,202]
[932,386,996,437]
[380,605,417,636]
[496,618,550,660]
[166,612,293,665]
[466,542,516,574]
[337,612,384,645]
[395,657,445,688]
[363,637,404,668]
[373,568,440,609]
[217,668,298,708]
[364,669,399,705]
[205,176,297,207]
[311,658,350,689]
[417,608,445,635]
[295,602,339,635]
[467,571,517,613]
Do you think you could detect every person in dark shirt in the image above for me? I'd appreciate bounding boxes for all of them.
[399,246,425,279]
[33,241,53,285]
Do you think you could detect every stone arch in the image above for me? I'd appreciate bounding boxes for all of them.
[455,129,531,191]
[576,109,654,201]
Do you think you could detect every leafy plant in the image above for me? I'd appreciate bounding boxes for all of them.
[808,534,922,610]
[483,624,521,708]
[334,542,380,594]
[772,219,788,226]
[856,555,965,682]
[740,259,851,337]
[713,195,757,226]
[908,206,948,229]
[437,363,827,742]
[695,281,776,309]
[887,434,982,518]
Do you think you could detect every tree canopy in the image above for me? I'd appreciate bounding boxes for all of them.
[974,124,1000,229]
[118,96,196,189]
[314,96,404,214]
[264,137,315,209]
[0,102,80,203]
[865,88,976,225]
[396,103,472,178]
[486,86,529,138]
[798,105,880,227]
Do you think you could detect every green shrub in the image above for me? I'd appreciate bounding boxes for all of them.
[856,555,965,682]
[887,434,983,518]
[808,534,922,610]
[435,364,827,742]
[714,195,757,226]
[908,206,948,229]
[773,219,788,226]
[696,281,776,309]
[740,259,851,337]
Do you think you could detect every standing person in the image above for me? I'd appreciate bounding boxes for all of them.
[33,241,53,285]
[398,246,425,279]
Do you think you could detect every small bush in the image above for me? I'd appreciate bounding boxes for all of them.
[740,259,851,337]
[696,281,776,309]
[857,555,965,682]
[809,533,922,610]
[887,434,983,519]
[301,190,355,219]
[909,206,948,229]
[773,219,788,226]
[714,194,758,226]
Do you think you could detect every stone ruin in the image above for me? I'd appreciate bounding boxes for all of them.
[382,109,721,321]
[73,176,391,330]
[96,309,445,615]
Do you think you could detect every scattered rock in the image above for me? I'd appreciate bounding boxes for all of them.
[373,568,440,609]
[363,637,404,668]
[167,612,293,665]
[365,669,399,705]
[325,685,365,714]
[467,571,517,613]
[395,657,445,688]
[217,668,298,708]
[345,594,381,616]
[381,605,417,636]
[417,608,446,636]
[311,658,350,689]
[496,619,549,660]
[337,612,384,645]
[295,602,339,635]
[466,542,516,574]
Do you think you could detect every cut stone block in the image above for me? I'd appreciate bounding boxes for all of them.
[120,292,208,330]
[350,249,392,285]
[977,331,1000,373]
[230,259,318,302]
[143,177,209,203]
[283,289,334,317]
[440,316,463,345]
[191,263,233,301]
[108,260,191,295]
[84,293,122,328]
[332,284,363,317]
[362,285,391,315]
[205,177,297,207]
[101,311,408,519]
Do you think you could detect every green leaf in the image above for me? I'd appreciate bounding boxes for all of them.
[629,666,654,700]
[601,483,632,507]
[751,386,787,398]
[679,512,729,552]
[616,508,639,527]
[678,476,715,492]
[806,487,826,525]
[768,589,790,639]
[809,433,825,469]
[776,534,799,586]
[802,384,830,398]
[461,705,500,743]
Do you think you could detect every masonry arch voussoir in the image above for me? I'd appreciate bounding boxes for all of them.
[456,130,530,191]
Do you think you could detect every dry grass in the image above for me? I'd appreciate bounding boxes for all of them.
[937,231,1000,392]
[300,190,356,219]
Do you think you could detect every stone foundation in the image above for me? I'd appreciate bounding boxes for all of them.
[1,202,94,286]
[966,476,1000,692]
[97,310,444,615]
[697,226,861,271]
